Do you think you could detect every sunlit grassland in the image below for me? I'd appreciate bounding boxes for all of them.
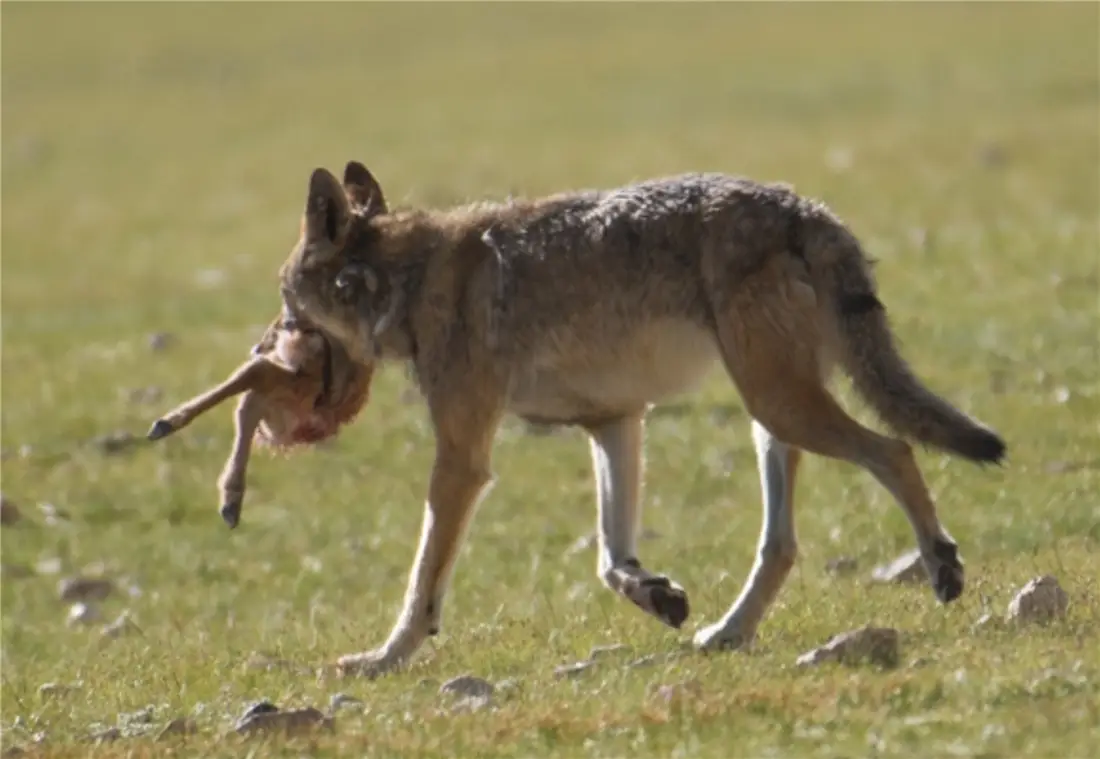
[1,3,1098,757]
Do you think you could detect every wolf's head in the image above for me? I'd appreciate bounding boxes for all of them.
[278,161,415,366]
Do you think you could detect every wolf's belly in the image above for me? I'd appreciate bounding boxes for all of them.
[506,318,718,425]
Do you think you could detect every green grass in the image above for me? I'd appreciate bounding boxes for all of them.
[2,2,1098,757]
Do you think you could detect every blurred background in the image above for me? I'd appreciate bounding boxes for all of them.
[1,3,1097,753]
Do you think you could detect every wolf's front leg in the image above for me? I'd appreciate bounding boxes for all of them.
[337,441,495,678]
[587,414,689,629]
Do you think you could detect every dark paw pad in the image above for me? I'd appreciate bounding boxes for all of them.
[648,585,690,629]
[641,575,672,590]
[147,419,174,441]
[220,501,241,529]
[935,565,964,603]
[930,538,964,603]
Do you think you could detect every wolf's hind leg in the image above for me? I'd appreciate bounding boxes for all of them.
[695,421,800,650]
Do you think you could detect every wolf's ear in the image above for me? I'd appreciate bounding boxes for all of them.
[303,167,352,246]
[343,161,387,218]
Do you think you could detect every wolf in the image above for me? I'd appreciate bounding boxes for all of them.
[276,161,1005,677]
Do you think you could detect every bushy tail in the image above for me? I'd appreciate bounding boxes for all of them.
[824,237,1006,464]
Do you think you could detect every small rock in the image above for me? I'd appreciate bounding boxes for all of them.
[155,717,195,741]
[235,707,332,736]
[871,550,925,584]
[328,693,363,713]
[101,610,139,639]
[977,142,1008,168]
[0,494,21,525]
[553,661,595,679]
[58,576,113,602]
[1006,576,1069,624]
[91,431,138,455]
[66,602,100,627]
[588,643,631,660]
[439,674,494,699]
[825,556,859,576]
[796,626,900,668]
[148,332,174,352]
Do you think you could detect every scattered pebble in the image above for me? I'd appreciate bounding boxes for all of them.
[796,626,900,668]
[235,707,332,736]
[439,674,494,699]
[66,602,100,627]
[825,556,859,576]
[1006,576,1069,624]
[870,549,925,584]
[977,142,1008,168]
[553,661,595,679]
[58,576,113,603]
[148,332,174,352]
[0,494,21,525]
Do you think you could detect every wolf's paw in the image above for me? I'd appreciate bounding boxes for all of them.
[335,648,411,679]
[925,538,964,603]
[626,574,690,629]
[693,620,755,652]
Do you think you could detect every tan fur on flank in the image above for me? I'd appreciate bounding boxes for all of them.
[273,162,1004,678]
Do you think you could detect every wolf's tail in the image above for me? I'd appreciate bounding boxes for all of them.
[811,220,1005,464]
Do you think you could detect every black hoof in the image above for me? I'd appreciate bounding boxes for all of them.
[220,501,241,529]
[147,419,174,441]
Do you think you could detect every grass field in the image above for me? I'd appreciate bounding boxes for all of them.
[2,3,1098,757]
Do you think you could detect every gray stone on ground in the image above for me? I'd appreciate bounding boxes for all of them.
[439,674,494,699]
[1006,576,1069,624]
[796,626,900,668]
